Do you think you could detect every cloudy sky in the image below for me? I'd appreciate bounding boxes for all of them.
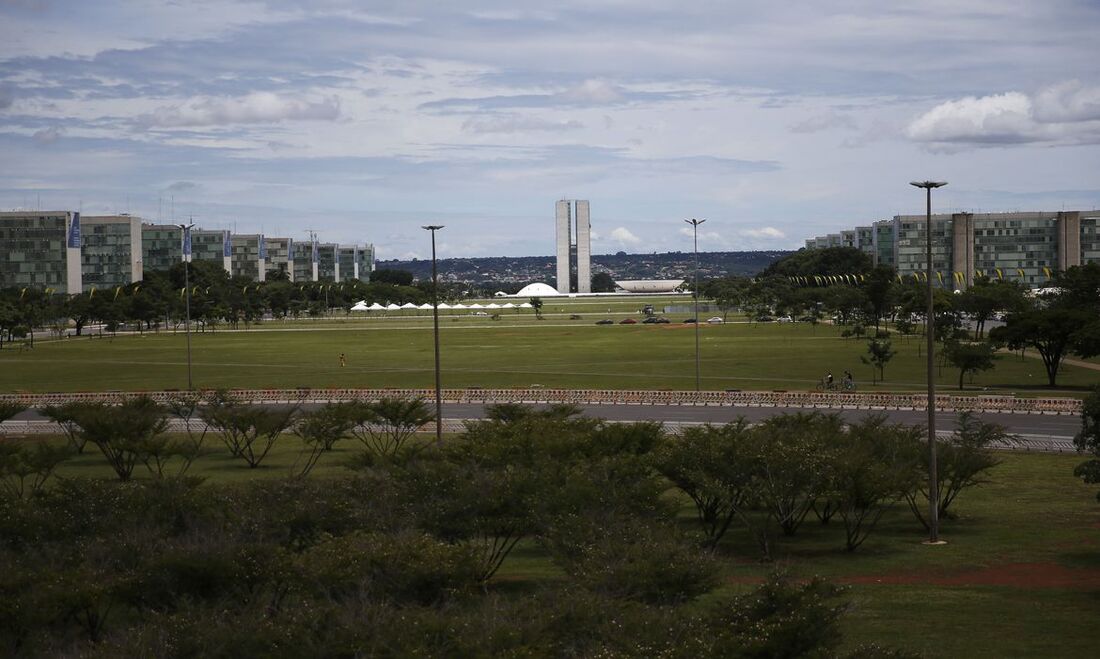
[2,0,1099,260]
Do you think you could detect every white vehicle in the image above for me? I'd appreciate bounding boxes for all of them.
[776,315,794,323]
[706,316,725,324]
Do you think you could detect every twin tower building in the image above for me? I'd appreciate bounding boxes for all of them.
[555,199,592,294]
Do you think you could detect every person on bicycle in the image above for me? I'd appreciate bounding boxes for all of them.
[843,370,853,390]
[825,371,834,389]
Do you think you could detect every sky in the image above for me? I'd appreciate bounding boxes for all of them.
[2,0,1099,261]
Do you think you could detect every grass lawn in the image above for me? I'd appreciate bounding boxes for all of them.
[2,312,1097,394]
[23,434,1100,658]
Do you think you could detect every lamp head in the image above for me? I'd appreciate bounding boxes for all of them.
[421,225,445,231]
[684,218,706,226]
[909,181,948,189]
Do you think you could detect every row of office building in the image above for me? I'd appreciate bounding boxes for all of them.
[804,210,1100,289]
[0,211,375,294]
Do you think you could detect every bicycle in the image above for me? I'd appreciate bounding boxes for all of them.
[841,379,857,392]
[815,378,837,391]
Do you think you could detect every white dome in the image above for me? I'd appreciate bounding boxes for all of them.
[615,279,684,293]
[515,282,562,297]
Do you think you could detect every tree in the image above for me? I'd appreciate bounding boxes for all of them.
[199,392,299,468]
[957,279,1027,339]
[590,272,616,293]
[1072,387,1100,502]
[861,337,894,384]
[863,265,897,331]
[990,308,1096,387]
[828,417,923,551]
[0,437,70,499]
[761,246,873,278]
[40,402,96,454]
[904,412,1011,528]
[69,397,170,481]
[291,404,356,477]
[347,397,434,459]
[653,420,755,549]
[946,341,998,390]
[371,268,415,286]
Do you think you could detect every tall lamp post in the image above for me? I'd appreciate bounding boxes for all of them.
[176,222,195,390]
[909,180,948,545]
[422,225,445,444]
[684,218,706,391]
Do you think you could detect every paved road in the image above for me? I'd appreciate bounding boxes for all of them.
[6,402,1081,452]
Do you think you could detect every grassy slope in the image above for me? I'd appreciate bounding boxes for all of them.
[2,315,1096,393]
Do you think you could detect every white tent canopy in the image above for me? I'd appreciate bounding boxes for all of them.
[367,302,386,311]
[418,303,433,310]
[469,303,484,309]
[437,302,452,309]
[386,303,401,310]
[400,302,418,309]
[486,303,500,309]
[350,301,369,311]
[519,302,533,308]
[502,302,515,308]
[452,303,467,309]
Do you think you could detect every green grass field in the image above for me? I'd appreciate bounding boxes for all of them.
[20,434,1100,657]
[2,309,1097,393]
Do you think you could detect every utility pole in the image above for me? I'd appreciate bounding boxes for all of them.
[422,225,445,444]
[177,220,196,390]
[684,218,706,391]
[910,180,948,545]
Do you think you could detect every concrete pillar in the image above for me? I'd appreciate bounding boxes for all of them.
[1057,211,1081,271]
[576,200,591,293]
[951,213,974,290]
[555,200,571,293]
[66,212,83,295]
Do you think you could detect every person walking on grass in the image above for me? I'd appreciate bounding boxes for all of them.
[339,353,347,367]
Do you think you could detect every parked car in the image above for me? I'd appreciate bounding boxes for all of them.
[619,318,637,324]
[798,315,817,323]
[655,317,671,324]
[776,315,794,323]
[754,315,775,323]
[706,316,724,324]
[642,316,659,324]
[683,318,697,324]
[595,319,614,325]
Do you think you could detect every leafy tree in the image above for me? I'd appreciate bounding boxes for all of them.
[0,439,70,499]
[291,404,356,478]
[861,337,895,384]
[956,278,1027,339]
[199,392,298,468]
[370,268,415,286]
[946,341,998,390]
[347,397,434,458]
[654,420,755,549]
[69,397,170,481]
[1072,387,1100,502]
[761,246,873,278]
[40,402,98,454]
[0,400,25,424]
[590,272,616,293]
[904,412,1011,528]
[863,265,897,331]
[990,308,1097,386]
[829,417,923,551]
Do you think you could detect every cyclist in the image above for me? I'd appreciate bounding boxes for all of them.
[825,371,834,390]
[843,370,854,390]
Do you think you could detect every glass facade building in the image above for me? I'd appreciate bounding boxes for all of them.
[0,211,81,293]
[317,243,338,281]
[264,237,293,280]
[141,224,185,272]
[231,234,265,281]
[81,215,142,291]
[804,209,1098,289]
[292,241,315,282]
[191,229,231,272]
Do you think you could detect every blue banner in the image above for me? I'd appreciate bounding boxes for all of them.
[259,235,267,260]
[182,227,192,256]
[67,212,81,248]
[286,238,293,260]
[223,230,232,258]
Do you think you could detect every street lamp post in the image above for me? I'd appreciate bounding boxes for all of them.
[176,222,195,390]
[684,218,706,391]
[422,225,445,444]
[909,180,948,545]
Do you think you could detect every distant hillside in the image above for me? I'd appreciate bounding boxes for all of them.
[378,250,792,286]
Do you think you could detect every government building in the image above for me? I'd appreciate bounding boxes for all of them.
[804,210,1100,288]
[0,211,374,293]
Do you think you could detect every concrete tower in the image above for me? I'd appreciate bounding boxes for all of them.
[554,199,591,294]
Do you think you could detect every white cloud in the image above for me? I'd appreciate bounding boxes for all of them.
[137,92,341,128]
[610,226,641,246]
[741,226,785,239]
[31,126,63,144]
[789,112,856,134]
[462,114,583,134]
[906,81,1100,147]
[555,79,624,105]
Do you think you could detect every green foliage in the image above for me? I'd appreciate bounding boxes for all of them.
[946,341,998,390]
[346,396,434,458]
[69,397,171,481]
[1072,387,1100,502]
[591,272,617,293]
[762,246,874,278]
[290,403,356,477]
[0,400,26,424]
[861,337,895,384]
[200,391,298,468]
[39,401,96,453]
[0,439,70,499]
[370,268,415,286]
